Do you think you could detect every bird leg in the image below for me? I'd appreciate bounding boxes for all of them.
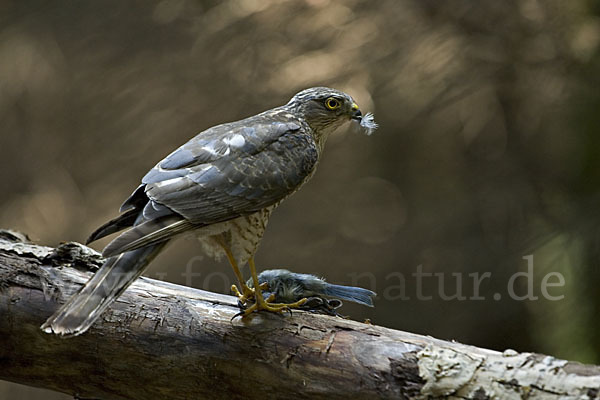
[220,246,255,303]
[241,258,308,315]
[214,237,256,304]
[218,238,306,313]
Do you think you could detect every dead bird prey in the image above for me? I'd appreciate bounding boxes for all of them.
[245,269,376,316]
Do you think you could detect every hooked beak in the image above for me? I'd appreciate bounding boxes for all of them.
[351,103,362,121]
[350,101,378,135]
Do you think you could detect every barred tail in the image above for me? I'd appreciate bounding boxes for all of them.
[323,283,376,307]
[41,242,167,337]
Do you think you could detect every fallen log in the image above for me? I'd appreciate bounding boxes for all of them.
[0,231,598,399]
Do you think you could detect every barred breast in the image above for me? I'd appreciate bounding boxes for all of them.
[195,206,275,266]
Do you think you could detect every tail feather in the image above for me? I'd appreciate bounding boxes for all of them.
[86,208,140,244]
[102,216,193,257]
[41,242,167,337]
[323,283,376,307]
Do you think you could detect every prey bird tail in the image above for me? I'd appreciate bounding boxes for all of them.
[41,242,167,337]
[323,283,376,307]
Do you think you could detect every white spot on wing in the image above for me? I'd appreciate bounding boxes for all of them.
[154,177,184,188]
[201,144,219,156]
[224,134,245,148]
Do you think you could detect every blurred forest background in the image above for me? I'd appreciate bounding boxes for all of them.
[2,0,600,397]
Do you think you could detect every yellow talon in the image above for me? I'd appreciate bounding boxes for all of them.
[242,295,308,316]
[231,284,243,298]
[231,282,268,305]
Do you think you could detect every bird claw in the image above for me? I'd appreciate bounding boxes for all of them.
[232,280,304,318]
[231,282,268,305]
[231,311,245,322]
[237,299,247,310]
[240,294,307,317]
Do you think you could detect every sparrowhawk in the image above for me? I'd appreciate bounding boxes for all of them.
[42,87,377,336]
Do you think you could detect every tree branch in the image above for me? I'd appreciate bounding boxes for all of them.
[0,232,598,399]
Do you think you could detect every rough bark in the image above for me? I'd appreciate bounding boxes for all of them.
[0,231,598,400]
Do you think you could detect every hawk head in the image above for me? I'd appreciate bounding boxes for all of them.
[285,87,369,141]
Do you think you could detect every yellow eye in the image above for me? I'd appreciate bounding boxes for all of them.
[325,97,341,110]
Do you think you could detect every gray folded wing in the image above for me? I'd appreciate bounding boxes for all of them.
[103,115,319,257]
